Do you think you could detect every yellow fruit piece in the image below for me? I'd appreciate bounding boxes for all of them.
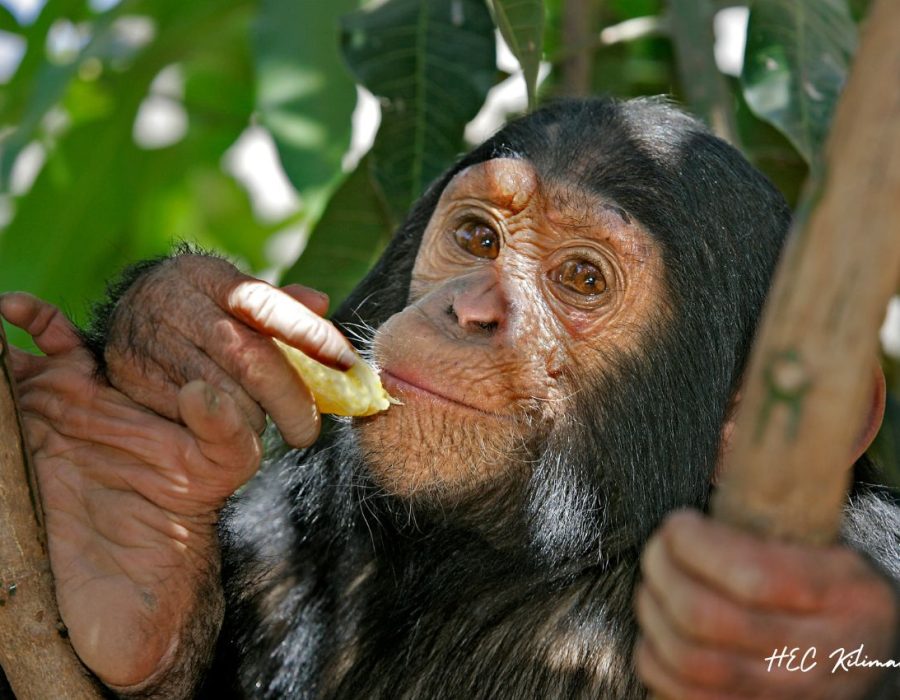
[274,339,396,417]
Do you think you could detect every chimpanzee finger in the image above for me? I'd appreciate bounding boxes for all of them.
[634,637,756,700]
[102,257,326,443]
[0,292,81,356]
[280,284,330,318]
[3,342,43,382]
[177,380,262,486]
[634,583,801,695]
[225,279,356,371]
[659,509,832,612]
[107,329,268,436]
[192,317,321,447]
[639,534,798,653]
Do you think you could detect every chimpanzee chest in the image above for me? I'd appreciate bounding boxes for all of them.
[309,569,645,700]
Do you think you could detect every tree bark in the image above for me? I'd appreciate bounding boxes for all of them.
[0,325,102,699]
[712,0,900,544]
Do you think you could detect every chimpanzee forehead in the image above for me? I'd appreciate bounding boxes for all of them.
[442,158,538,213]
[444,157,635,230]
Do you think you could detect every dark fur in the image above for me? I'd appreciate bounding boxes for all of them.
[182,98,898,698]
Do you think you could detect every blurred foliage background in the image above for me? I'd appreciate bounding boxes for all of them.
[0,0,897,482]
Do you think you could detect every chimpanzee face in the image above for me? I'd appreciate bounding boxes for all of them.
[358,158,666,500]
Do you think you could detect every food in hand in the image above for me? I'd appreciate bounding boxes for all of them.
[274,339,396,416]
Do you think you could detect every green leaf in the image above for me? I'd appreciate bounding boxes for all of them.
[733,79,808,208]
[0,4,20,30]
[341,0,496,220]
[668,0,738,144]
[0,0,87,186]
[253,0,359,218]
[0,118,145,346]
[741,0,857,171]
[610,0,662,18]
[0,0,265,353]
[281,157,392,310]
[486,0,544,109]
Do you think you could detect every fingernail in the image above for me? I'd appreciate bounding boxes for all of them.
[338,347,358,370]
[306,287,329,304]
[204,384,220,413]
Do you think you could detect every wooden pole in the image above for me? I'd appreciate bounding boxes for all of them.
[712,0,900,544]
[0,325,102,699]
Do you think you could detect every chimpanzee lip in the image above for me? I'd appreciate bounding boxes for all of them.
[381,369,508,419]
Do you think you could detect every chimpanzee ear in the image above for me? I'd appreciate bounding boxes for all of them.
[850,364,887,464]
[712,364,887,486]
[711,393,740,487]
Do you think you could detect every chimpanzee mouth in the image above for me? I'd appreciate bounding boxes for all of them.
[381,369,510,419]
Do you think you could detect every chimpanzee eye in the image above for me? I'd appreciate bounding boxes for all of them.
[550,260,607,296]
[454,223,500,259]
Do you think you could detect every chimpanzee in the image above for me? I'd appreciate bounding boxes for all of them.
[3,97,899,699]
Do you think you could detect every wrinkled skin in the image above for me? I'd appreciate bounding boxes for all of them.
[101,255,356,446]
[0,277,349,693]
[3,152,898,698]
[361,159,665,498]
[0,293,260,691]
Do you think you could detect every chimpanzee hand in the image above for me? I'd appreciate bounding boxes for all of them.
[101,254,358,447]
[635,509,899,700]
[1,293,261,694]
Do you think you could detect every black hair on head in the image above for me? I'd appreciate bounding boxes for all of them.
[334,98,791,570]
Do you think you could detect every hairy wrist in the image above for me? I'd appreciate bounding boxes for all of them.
[79,244,221,375]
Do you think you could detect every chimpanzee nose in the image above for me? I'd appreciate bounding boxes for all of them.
[446,271,507,335]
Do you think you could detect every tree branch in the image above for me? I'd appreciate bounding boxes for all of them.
[712,0,900,543]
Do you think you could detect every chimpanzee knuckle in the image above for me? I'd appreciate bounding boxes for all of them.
[20,414,50,452]
[172,433,204,476]
[635,642,688,700]
[683,604,723,643]
[232,343,280,392]
[676,646,732,688]
[235,439,263,478]
[639,531,665,577]
[236,283,278,326]
[295,318,333,356]
[762,552,829,610]
[20,386,65,424]
[287,416,320,449]
[670,590,713,639]
[725,561,774,606]
[29,301,67,340]
[205,316,248,360]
